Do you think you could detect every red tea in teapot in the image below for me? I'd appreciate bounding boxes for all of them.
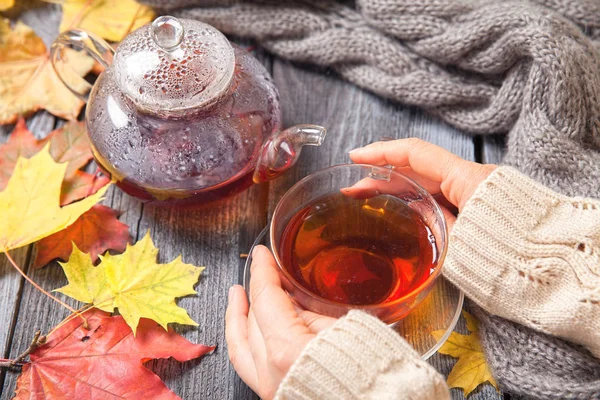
[88,45,280,205]
[279,192,436,305]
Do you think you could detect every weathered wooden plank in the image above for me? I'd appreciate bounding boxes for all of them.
[268,60,503,400]
[20,4,62,48]
[131,186,266,400]
[482,135,506,165]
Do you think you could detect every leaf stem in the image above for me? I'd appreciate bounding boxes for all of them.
[3,251,88,328]
[0,361,22,371]
[14,330,45,364]
[0,330,46,371]
[47,305,93,337]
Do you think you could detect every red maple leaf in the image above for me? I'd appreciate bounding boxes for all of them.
[14,308,214,399]
[33,204,132,268]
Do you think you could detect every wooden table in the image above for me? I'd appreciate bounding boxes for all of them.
[0,5,504,400]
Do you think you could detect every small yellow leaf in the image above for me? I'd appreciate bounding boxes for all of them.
[432,311,499,396]
[0,0,14,11]
[464,311,479,333]
[57,232,204,334]
[0,19,94,124]
[0,145,108,252]
[447,353,498,397]
[60,0,155,42]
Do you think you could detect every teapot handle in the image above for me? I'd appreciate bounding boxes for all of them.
[253,125,327,183]
[50,30,115,101]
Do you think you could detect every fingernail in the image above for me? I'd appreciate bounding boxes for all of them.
[228,286,236,303]
[251,245,260,258]
[348,148,363,154]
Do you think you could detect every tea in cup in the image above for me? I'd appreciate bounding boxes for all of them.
[270,164,448,323]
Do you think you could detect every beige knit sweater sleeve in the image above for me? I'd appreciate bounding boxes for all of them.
[276,167,600,399]
[444,166,600,358]
[275,310,450,400]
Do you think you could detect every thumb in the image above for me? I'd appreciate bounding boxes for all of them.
[294,306,337,333]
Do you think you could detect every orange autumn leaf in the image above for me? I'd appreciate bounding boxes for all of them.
[0,19,93,124]
[0,119,44,186]
[45,120,93,177]
[34,204,131,268]
[60,169,110,205]
[13,308,214,399]
[0,119,109,204]
[59,0,155,42]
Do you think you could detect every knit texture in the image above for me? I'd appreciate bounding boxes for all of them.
[444,167,600,399]
[275,310,450,400]
[472,304,600,400]
[137,0,600,398]
[445,167,600,359]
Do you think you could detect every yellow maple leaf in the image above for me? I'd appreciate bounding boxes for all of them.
[59,0,155,42]
[432,311,499,396]
[0,145,108,252]
[0,19,94,124]
[56,232,204,333]
[0,0,14,11]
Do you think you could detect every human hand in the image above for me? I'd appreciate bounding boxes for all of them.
[349,138,497,228]
[226,245,336,400]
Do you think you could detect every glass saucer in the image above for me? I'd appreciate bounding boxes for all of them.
[243,226,464,360]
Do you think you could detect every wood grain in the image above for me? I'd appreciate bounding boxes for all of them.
[483,135,506,165]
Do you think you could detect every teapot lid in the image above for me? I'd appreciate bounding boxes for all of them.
[112,16,235,115]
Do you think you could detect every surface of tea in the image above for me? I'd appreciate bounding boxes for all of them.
[280,192,436,305]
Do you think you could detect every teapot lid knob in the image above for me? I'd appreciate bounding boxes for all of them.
[151,16,184,51]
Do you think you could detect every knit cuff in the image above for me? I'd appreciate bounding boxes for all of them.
[443,166,600,357]
[275,310,449,400]
[443,166,564,309]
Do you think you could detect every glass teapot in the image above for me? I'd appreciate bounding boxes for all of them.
[50,16,326,205]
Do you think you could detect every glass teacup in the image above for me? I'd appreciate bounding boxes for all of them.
[268,164,448,324]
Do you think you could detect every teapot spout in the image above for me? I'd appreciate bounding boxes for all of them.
[253,125,327,183]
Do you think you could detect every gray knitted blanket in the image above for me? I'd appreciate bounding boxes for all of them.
[138,0,600,398]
